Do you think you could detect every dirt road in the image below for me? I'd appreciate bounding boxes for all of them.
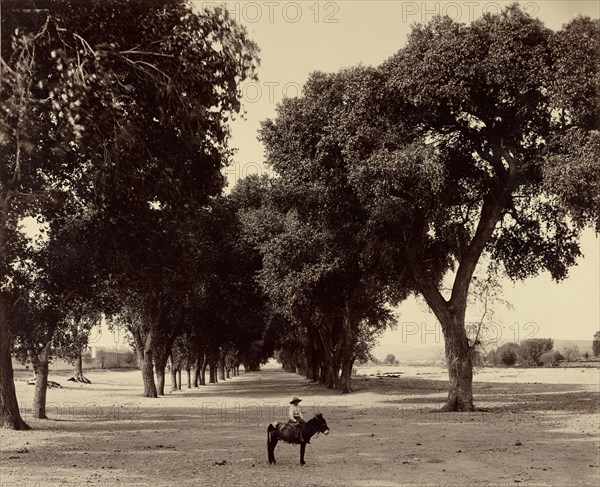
[1,366,599,486]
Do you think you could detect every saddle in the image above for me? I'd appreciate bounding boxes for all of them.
[280,421,304,444]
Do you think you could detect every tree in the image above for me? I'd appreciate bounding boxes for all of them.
[348,8,598,410]
[561,345,580,362]
[240,175,395,392]
[540,350,563,366]
[592,331,600,357]
[487,342,520,367]
[254,66,408,393]
[8,206,104,420]
[543,17,600,230]
[519,339,554,366]
[384,354,396,365]
[1,0,258,426]
[54,314,98,384]
[255,6,597,409]
[9,270,61,420]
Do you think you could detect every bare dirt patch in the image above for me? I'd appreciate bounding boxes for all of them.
[1,366,599,487]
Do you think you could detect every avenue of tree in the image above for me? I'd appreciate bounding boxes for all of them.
[1,2,598,430]
[1,0,261,429]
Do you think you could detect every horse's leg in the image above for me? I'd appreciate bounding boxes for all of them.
[300,442,306,466]
[270,436,279,464]
[267,428,278,464]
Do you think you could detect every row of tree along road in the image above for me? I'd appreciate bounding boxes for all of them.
[1,1,598,430]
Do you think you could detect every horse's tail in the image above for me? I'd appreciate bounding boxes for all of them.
[267,423,277,443]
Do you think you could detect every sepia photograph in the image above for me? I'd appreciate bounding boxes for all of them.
[1,1,599,486]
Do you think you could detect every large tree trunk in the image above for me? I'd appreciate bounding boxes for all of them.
[218,355,226,381]
[153,346,169,396]
[408,194,506,412]
[0,336,28,429]
[339,355,355,394]
[209,361,217,383]
[170,367,178,391]
[70,351,91,384]
[317,327,338,389]
[153,334,177,396]
[200,357,207,385]
[140,348,157,398]
[443,196,505,411]
[131,323,158,398]
[32,343,51,420]
[169,353,179,391]
[74,353,83,380]
[192,363,199,387]
[0,322,29,429]
[410,277,476,411]
[324,357,339,389]
[307,339,320,382]
[338,302,355,393]
[155,367,166,396]
[441,316,474,411]
[192,341,205,385]
[0,202,30,430]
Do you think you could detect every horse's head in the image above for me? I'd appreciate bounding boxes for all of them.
[314,413,329,435]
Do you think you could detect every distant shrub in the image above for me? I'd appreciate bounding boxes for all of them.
[541,350,563,366]
[561,345,580,362]
[487,343,520,366]
[519,339,554,366]
[593,331,600,357]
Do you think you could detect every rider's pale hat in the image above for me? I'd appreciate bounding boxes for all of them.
[290,397,302,404]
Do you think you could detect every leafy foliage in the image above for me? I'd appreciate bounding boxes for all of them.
[486,342,520,366]
[592,331,600,358]
[519,338,554,366]
[540,350,563,366]
[560,345,580,362]
[253,5,598,406]
[1,0,259,408]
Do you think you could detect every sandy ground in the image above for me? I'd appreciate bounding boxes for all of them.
[1,365,599,487]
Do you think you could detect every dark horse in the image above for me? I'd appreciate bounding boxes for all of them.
[267,413,329,465]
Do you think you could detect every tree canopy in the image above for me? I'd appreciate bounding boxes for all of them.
[1,0,259,427]
[253,5,599,408]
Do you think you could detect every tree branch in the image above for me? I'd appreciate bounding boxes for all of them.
[450,191,506,311]
[119,50,175,59]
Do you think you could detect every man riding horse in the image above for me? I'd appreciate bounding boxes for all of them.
[267,399,330,465]
[288,396,305,442]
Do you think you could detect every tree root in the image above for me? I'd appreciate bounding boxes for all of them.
[440,398,475,412]
[67,375,92,384]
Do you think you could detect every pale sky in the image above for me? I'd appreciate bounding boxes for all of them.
[211,0,600,354]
